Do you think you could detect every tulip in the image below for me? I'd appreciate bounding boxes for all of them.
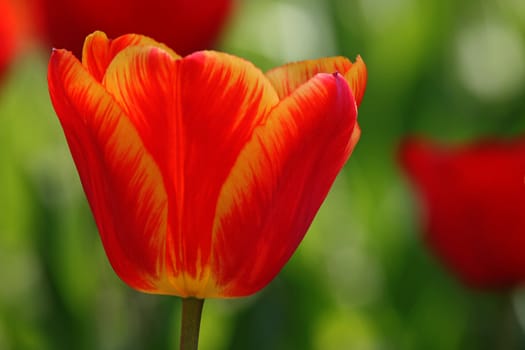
[37,0,232,57]
[400,137,525,290]
[0,0,20,81]
[48,31,366,348]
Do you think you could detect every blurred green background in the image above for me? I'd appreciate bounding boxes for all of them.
[2,0,525,349]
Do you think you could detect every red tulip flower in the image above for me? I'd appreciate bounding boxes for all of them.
[0,0,21,80]
[37,0,232,57]
[400,137,525,290]
[48,31,367,300]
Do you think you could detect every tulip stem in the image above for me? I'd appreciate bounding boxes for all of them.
[180,298,204,350]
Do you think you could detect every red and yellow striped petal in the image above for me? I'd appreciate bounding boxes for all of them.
[210,73,358,297]
[100,47,281,297]
[166,51,282,297]
[82,31,179,82]
[343,56,367,108]
[265,56,367,106]
[48,49,177,295]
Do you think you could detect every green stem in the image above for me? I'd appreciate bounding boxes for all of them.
[180,298,204,350]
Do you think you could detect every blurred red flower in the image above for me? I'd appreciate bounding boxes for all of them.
[400,137,525,290]
[0,0,24,80]
[48,31,367,298]
[36,0,233,57]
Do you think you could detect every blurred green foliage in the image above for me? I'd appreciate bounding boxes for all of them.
[2,0,525,349]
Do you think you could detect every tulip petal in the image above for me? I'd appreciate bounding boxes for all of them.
[211,73,358,297]
[48,49,182,295]
[266,56,367,106]
[82,31,180,82]
[343,56,367,108]
[102,48,281,297]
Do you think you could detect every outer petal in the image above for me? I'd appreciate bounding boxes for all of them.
[210,73,358,297]
[400,138,525,289]
[265,56,367,106]
[82,31,179,82]
[47,49,179,295]
[101,47,280,297]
